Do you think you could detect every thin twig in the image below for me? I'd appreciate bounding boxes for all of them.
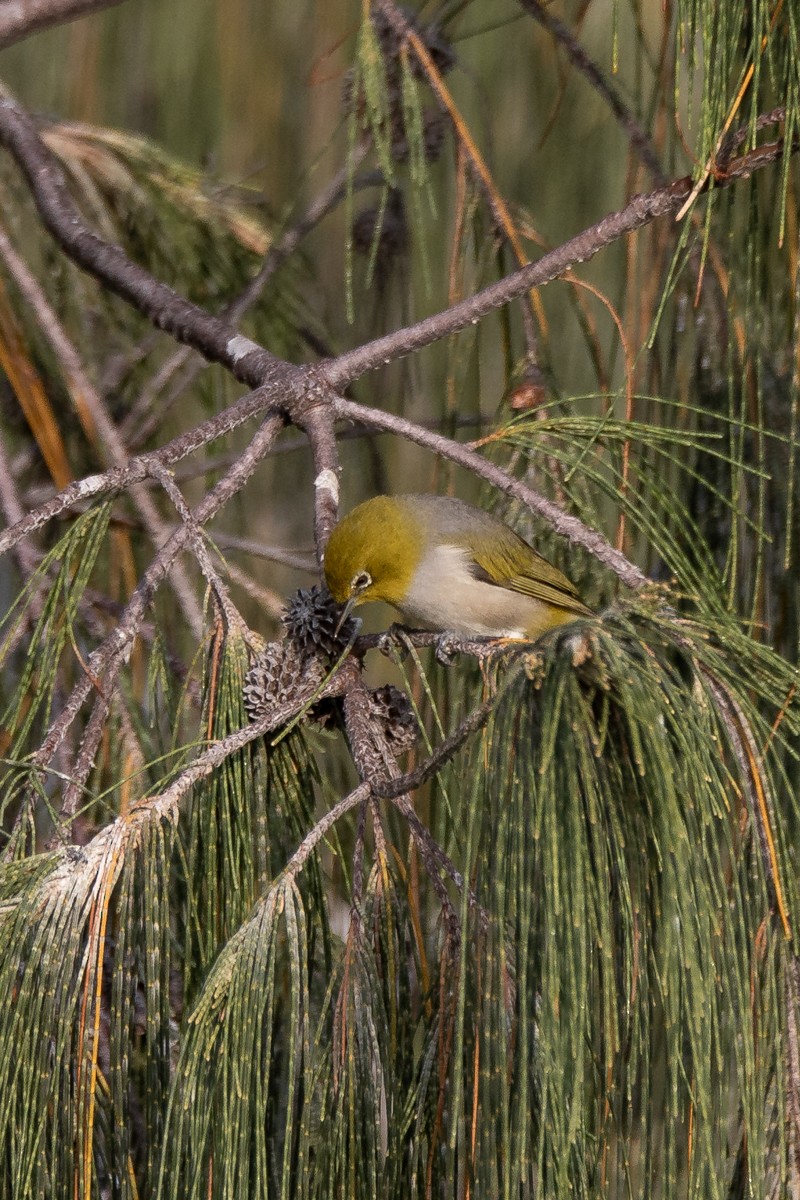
[375,688,500,800]
[224,148,374,327]
[284,783,373,881]
[218,560,286,620]
[195,531,316,573]
[518,0,666,184]
[333,395,649,589]
[146,460,243,631]
[0,384,280,555]
[302,380,343,563]
[54,690,113,836]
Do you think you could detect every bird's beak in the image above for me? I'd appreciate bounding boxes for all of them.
[335,594,357,636]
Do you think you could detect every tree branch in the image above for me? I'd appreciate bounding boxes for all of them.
[0,383,278,555]
[0,89,284,389]
[0,0,129,47]
[326,136,794,387]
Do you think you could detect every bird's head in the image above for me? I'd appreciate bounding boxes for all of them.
[323,496,422,624]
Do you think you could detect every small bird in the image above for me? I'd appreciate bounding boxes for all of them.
[323,494,591,640]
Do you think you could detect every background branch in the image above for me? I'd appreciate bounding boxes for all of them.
[0,0,129,47]
[518,0,666,184]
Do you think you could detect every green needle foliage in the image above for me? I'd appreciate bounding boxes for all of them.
[455,604,798,1197]
[7,591,787,1199]
[1,0,800,1198]
[0,503,113,856]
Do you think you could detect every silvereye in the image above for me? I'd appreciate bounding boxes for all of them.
[324,494,591,640]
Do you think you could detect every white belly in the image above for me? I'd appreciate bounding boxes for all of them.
[398,544,549,639]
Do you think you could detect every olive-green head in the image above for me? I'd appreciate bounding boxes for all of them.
[323,495,422,613]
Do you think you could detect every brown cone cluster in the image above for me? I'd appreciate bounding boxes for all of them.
[244,586,420,754]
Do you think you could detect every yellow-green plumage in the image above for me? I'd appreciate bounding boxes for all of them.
[324,495,423,608]
[324,494,591,640]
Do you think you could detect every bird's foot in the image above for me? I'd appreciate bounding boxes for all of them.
[434,632,463,664]
[435,633,531,665]
[377,623,416,660]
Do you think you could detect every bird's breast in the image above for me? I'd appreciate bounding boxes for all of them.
[399,543,554,639]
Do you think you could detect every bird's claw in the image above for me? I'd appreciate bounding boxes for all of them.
[377,624,413,659]
[435,632,462,664]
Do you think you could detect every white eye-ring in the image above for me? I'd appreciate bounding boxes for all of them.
[352,571,372,593]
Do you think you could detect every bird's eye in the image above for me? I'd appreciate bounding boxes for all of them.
[352,571,371,593]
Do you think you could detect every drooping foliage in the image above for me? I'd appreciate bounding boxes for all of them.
[1,1,799,1198]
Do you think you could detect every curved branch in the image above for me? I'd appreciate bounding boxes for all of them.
[0,91,284,390]
[0,89,791,407]
[0,0,129,47]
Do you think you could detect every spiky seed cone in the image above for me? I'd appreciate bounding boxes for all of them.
[243,641,326,722]
[367,684,419,753]
[282,585,358,660]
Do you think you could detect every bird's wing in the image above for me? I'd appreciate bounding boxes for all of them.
[468,531,592,616]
